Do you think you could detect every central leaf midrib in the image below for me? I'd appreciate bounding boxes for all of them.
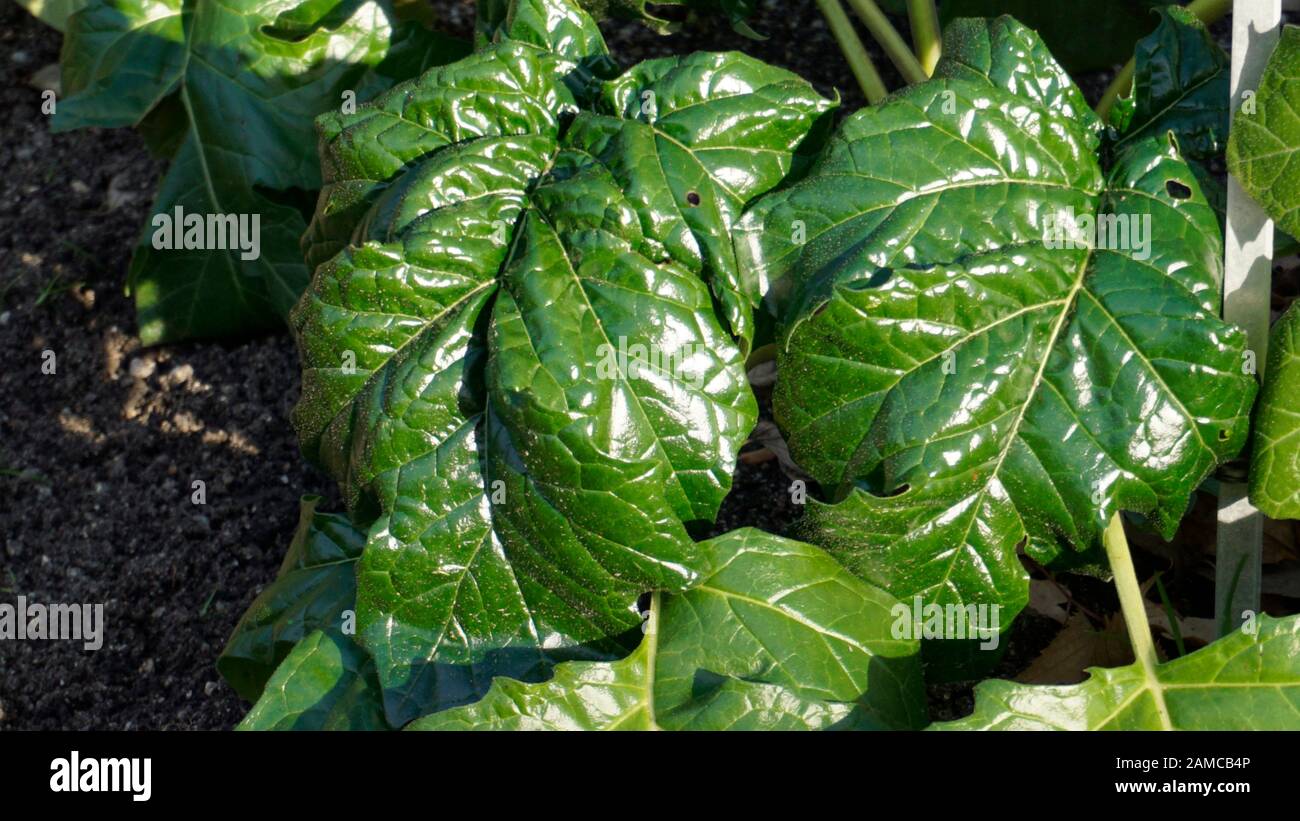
[885,250,1093,609]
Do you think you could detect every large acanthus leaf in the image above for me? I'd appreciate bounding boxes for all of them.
[934,615,1300,730]
[54,0,466,344]
[408,529,926,730]
[736,18,1255,644]
[1228,25,1300,240]
[291,38,831,725]
[218,496,366,702]
[238,628,389,730]
[1250,302,1300,520]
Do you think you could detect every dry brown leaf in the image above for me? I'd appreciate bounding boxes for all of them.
[1015,613,1132,685]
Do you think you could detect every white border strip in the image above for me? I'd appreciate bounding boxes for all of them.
[1216,0,1281,636]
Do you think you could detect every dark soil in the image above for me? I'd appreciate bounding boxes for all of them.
[0,3,340,729]
[0,1,1282,730]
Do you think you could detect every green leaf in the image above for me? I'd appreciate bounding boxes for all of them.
[937,15,1101,140]
[934,615,1300,729]
[590,52,836,350]
[738,18,1255,649]
[56,0,186,129]
[940,0,1163,74]
[1108,6,1229,165]
[298,40,575,273]
[475,0,620,102]
[1108,5,1229,236]
[1228,25,1300,240]
[408,529,926,730]
[217,497,366,702]
[14,0,88,30]
[291,34,830,725]
[238,628,389,730]
[54,0,467,343]
[1250,302,1300,520]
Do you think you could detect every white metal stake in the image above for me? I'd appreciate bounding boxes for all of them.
[1217,0,1280,636]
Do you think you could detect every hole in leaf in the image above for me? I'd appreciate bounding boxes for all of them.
[1166,180,1192,200]
[686,191,701,206]
[1218,428,1230,441]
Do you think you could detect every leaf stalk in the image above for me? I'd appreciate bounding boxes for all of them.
[845,0,929,85]
[906,0,942,76]
[1103,512,1172,729]
[815,0,889,103]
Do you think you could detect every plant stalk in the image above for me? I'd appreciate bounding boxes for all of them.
[907,0,942,76]
[815,0,889,103]
[846,0,929,85]
[1103,513,1172,730]
[1095,0,1233,120]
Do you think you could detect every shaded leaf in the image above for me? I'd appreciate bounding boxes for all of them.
[408,529,926,730]
[14,0,88,30]
[54,0,467,343]
[1250,302,1300,519]
[238,628,388,730]
[1108,6,1229,165]
[218,497,366,702]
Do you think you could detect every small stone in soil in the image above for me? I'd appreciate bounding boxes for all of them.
[127,357,154,380]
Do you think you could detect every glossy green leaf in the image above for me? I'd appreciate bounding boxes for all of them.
[291,27,830,725]
[739,17,1255,644]
[1228,25,1300,240]
[238,628,388,730]
[54,0,467,343]
[937,15,1101,139]
[408,529,926,730]
[475,0,619,102]
[1250,303,1300,520]
[218,497,366,702]
[935,615,1300,729]
[298,40,576,273]
[1108,6,1229,166]
[588,51,836,350]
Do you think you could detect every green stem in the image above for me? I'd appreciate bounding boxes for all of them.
[846,0,929,86]
[1103,513,1172,730]
[643,591,661,730]
[816,0,889,104]
[907,0,941,76]
[1095,0,1233,120]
